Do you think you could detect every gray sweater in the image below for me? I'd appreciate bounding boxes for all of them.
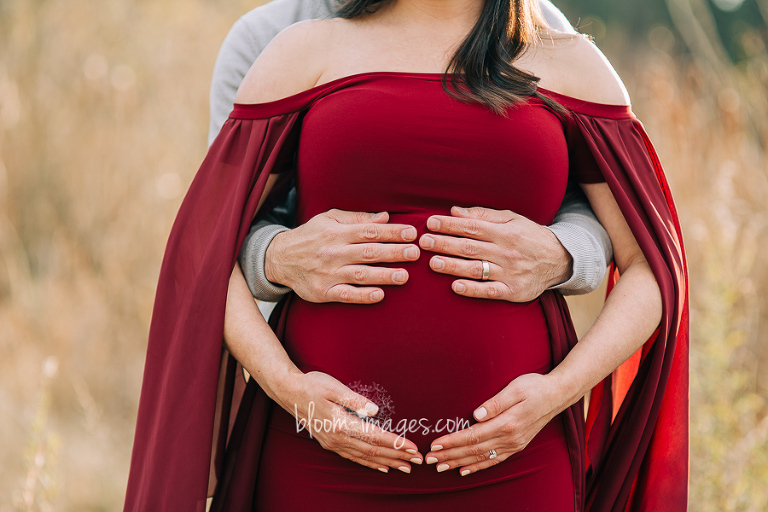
[207,0,613,301]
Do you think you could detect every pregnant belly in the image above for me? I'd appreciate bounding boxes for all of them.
[279,215,553,450]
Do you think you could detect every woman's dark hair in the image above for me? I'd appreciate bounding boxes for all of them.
[335,0,565,115]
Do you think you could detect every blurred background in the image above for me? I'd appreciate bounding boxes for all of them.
[0,0,766,510]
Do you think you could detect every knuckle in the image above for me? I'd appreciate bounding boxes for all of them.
[362,245,378,261]
[467,426,481,445]
[338,288,352,302]
[353,267,368,283]
[463,219,482,236]
[362,224,380,241]
[460,239,479,257]
[474,261,484,279]
[485,284,503,298]
[475,453,485,463]
[365,445,381,459]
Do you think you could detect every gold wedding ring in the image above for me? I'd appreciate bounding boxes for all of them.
[481,260,490,281]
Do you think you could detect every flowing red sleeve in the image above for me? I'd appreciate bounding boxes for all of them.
[543,94,689,512]
[123,107,305,511]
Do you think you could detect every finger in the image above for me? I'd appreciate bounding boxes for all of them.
[342,243,420,264]
[325,284,386,304]
[429,256,502,281]
[341,431,423,466]
[451,279,513,301]
[419,233,495,260]
[425,215,492,241]
[472,381,524,422]
[457,450,512,476]
[426,422,494,457]
[425,441,504,473]
[347,223,418,243]
[325,209,390,225]
[342,265,411,286]
[450,206,520,224]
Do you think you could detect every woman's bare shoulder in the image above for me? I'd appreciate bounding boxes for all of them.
[533,34,631,106]
[234,18,343,104]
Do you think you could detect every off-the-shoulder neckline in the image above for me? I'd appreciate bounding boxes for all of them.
[230,71,633,120]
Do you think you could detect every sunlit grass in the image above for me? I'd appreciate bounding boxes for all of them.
[1,0,766,509]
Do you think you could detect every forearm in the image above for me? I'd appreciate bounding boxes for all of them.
[548,259,662,411]
[224,261,300,408]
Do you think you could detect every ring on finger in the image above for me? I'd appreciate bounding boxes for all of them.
[488,449,497,459]
[481,260,490,281]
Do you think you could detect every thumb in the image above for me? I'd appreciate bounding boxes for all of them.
[473,381,522,422]
[452,206,519,224]
[326,209,389,225]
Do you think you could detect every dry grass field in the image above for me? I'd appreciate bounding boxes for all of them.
[1,0,766,510]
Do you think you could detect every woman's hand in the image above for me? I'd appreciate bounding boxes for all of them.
[274,370,424,474]
[423,373,569,476]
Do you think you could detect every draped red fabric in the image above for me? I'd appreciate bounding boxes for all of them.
[124,73,688,511]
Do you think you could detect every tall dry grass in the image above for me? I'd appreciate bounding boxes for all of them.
[0,0,766,510]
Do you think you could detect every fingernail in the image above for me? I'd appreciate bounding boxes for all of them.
[455,207,469,215]
[398,466,411,474]
[370,290,383,301]
[392,270,407,283]
[378,467,389,473]
[437,463,450,472]
[365,403,379,416]
[432,445,443,451]
[421,236,435,249]
[401,227,416,240]
[427,217,440,230]
[431,257,445,270]
[426,456,438,464]
[405,449,418,455]
[410,457,423,464]
[453,282,466,293]
[461,469,471,476]
[474,407,487,420]
[404,246,418,259]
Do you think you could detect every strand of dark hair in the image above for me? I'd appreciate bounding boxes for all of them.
[335,0,567,116]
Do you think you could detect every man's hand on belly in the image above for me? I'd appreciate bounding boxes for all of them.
[265,209,420,303]
[418,206,572,302]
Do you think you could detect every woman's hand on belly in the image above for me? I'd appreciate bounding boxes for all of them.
[422,373,567,476]
[277,370,424,473]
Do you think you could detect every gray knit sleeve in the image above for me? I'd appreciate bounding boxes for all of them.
[546,185,613,295]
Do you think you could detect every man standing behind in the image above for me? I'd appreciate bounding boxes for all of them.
[208,0,612,308]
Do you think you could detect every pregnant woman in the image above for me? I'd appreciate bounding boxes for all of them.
[124,0,689,510]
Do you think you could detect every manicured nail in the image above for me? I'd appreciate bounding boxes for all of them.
[401,227,416,240]
[431,445,443,451]
[474,407,487,420]
[378,467,389,473]
[370,290,384,301]
[426,456,439,464]
[461,469,471,476]
[392,270,407,283]
[410,458,423,464]
[427,217,440,230]
[421,235,435,249]
[404,246,418,259]
[453,282,466,293]
[431,257,445,270]
[365,403,379,416]
[405,448,418,455]
[454,207,469,215]
[437,463,450,472]
[399,466,411,474]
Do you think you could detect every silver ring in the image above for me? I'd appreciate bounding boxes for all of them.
[481,260,490,281]
[488,449,497,459]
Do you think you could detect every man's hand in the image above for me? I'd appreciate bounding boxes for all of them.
[264,209,420,304]
[419,206,572,302]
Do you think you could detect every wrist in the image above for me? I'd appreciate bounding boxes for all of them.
[545,228,573,288]
[264,229,290,286]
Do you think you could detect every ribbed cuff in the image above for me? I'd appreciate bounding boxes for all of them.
[240,224,292,302]
[546,222,604,296]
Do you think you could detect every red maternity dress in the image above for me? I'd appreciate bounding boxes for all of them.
[124,72,689,512]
